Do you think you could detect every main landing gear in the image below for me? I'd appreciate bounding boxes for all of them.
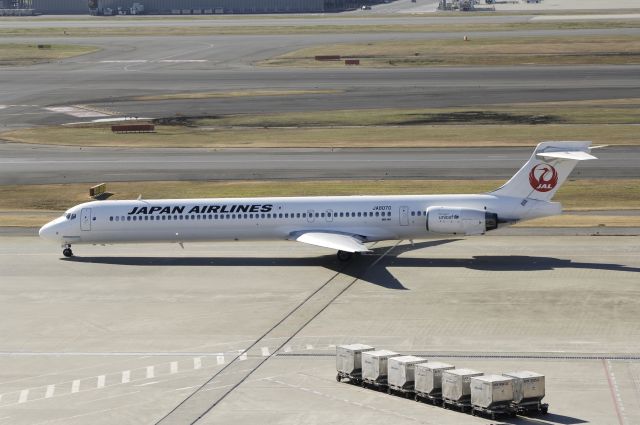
[337,250,353,262]
[62,244,74,258]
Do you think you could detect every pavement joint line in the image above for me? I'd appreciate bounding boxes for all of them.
[154,241,391,424]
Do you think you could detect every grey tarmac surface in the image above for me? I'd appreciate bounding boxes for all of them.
[1,143,638,184]
[0,235,638,424]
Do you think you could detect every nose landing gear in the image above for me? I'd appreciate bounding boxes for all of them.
[62,244,73,258]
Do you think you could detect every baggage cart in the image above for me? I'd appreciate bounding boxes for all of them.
[414,361,455,405]
[335,344,375,385]
[442,368,482,412]
[470,375,517,419]
[361,349,399,390]
[503,371,549,415]
[386,355,428,398]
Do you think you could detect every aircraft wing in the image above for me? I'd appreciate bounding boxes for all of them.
[292,231,371,253]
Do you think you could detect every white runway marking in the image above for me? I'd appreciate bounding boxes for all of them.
[283,346,292,353]
[170,361,178,374]
[306,344,314,350]
[71,380,80,394]
[193,357,202,370]
[99,59,208,63]
[44,106,108,118]
[239,352,247,361]
[100,60,148,63]
[121,370,130,384]
[0,105,6,110]
[216,354,224,365]
[261,347,270,356]
[96,375,106,389]
[18,389,28,404]
[174,386,199,392]
[532,13,640,21]
[146,366,155,379]
[45,385,55,398]
[136,381,159,387]
[158,60,207,63]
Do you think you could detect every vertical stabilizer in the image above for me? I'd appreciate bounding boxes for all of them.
[491,141,596,201]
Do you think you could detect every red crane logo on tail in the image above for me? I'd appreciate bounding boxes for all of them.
[529,163,558,192]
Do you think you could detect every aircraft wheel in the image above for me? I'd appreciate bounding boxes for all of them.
[337,250,353,262]
[62,248,73,258]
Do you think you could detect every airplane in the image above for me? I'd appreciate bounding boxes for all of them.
[39,141,596,260]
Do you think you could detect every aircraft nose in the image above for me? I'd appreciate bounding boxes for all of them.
[39,218,62,241]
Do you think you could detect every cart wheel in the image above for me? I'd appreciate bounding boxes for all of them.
[542,406,548,415]
[386,387,391,395]
[471,409,475,416]
[442,403,447,410]
[336,374,341,382]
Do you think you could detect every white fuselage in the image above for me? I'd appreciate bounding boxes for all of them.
[39,193,560,247]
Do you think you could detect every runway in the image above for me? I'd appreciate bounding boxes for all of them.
[1,27,640,130]
[0,235,638,424]
[1,143,638,184]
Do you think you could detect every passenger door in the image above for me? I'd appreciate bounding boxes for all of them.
[399,206,409,226]
[80,208,92,231]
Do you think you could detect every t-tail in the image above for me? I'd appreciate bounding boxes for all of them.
[490,141,597,221]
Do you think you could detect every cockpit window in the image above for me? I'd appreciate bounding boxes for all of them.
[65,213,77,220]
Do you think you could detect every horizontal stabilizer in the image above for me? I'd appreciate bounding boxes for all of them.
[293,231,370,253]
[537,151,597,161]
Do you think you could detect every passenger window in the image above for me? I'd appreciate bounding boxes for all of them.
[115,216,119,222]
[375,212,380,217]
[109,216,113,221]
[357,212,361,217]
[302,213,306,218]
[127,216,131,221]
[321,213,325,218]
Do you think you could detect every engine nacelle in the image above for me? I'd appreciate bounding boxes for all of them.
[426,206,498,235]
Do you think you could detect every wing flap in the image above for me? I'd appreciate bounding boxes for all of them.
[293,232,370,253]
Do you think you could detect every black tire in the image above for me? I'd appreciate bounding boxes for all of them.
[542,406,548,415]
[62,248,73,257]
[336,373,341,382]
[337,250,353,262]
